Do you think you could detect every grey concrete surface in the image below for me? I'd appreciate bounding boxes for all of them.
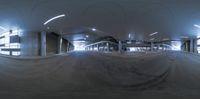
[0,52,200,99]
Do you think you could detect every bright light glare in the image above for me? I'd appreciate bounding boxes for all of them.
[44,14,66,25]
[129,47,137,51]
[0,51,9,55]
[0,26,7,31]
[149,32,158,36]
[12,51,21,56]
[171,41,181,51]
[194,24,200,28]
[128,34,131,38]
[92,28,96,31]
[197,47,200,53]
[73,41,86,51]
[0,29,21,56]
[197,39,200,45]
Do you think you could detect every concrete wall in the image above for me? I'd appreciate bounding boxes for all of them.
[61,39,68,53]
[46,33,59,55]
[20,32,74,56]
[20,31,40,56]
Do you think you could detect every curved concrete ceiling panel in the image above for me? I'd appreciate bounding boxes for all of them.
[0,0,200,40]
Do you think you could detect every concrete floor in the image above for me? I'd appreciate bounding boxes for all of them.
[0,51,200,99]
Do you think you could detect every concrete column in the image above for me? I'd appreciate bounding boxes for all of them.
[58,35,63,54]
[99,44,101,51]
[92,45,94,51]
[190,39,194,52]
[97,44,99,51]
[193,39,198,53]
[107,42,110,52]
[9,51,12,56]
[103,44,104,51]
[118,41,122,53]
[162,43,164,51]
[67,42,70,52]
[41,31,46,56]
[157,44,160,51]
[151,42,154,51]
[186,40,190,52]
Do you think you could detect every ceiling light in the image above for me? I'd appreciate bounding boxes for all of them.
[92,28,96,31]
[44,14,66,25]
[149,32,158,36]
[194,24,200,28]
[0,26,7,31]
[150,38,155,41]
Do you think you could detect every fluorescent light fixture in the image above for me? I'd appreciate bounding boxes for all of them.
[44,14,66,25]
[194,24,200,28]
[181,36,189,39]
[92,28,96,31]
[149,32,158,36]
[0,26,7,31]
[150,38,155,41]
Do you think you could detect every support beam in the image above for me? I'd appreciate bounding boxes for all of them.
[41,31,46,56]
[118,41,122,53]
[58,35,63,54]
[194,39,198,53]
[151,42,154,51]
[97,44,99,51]
[190,39,194,52]
[157,44,160,51]
[107,43,110,52]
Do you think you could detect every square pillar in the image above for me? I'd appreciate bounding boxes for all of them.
[151,42,154,51]
[41,31,46,56]
[58,35,63,54]
[118,41,122,53]
[190,39,194,52]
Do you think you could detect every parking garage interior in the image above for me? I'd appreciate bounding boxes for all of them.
[1,0,200,99]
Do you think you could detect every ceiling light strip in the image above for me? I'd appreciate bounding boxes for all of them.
[0,26,7,31]
[149,32,158,36]
[194,24,200,28]
[44,14,66,25]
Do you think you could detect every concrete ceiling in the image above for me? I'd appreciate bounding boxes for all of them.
[0,0,200,40]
